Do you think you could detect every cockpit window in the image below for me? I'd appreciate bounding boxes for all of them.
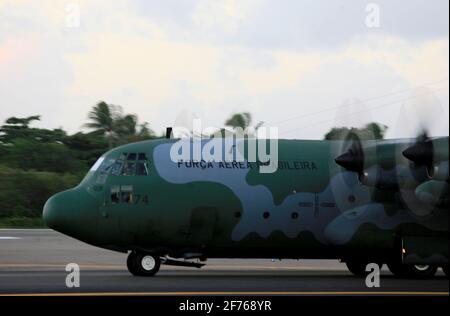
[111,160,124,176]
[127,153,137,161]
[136,162,149,176]
[98,158,116,174]
[107,152,150,176]
[121,162,136,176]
[90,157,105,171]
[92,152,149,177]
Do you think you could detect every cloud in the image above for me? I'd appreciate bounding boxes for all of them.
[0,0,448,139]
[192,0,261,32]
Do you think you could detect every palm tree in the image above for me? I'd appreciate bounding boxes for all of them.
[223,112,264,138]
[115,114,138,137]
[137,122,155,139]
[84,101,115,148]
[85,101,157,146]
[115,114,148,144]
[225,112,252,130]
[324,122,388,140]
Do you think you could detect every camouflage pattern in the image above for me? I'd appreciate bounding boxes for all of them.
[43,137,449,265]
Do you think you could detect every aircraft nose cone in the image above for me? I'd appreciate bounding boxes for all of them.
[43,188,99,243]
[42,194,59,230]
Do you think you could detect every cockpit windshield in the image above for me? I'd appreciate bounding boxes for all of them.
[90,157,105,171]
[99,158,116,173]
[90,152,149,177]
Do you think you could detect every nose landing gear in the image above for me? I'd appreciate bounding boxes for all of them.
[126,251,206,276]
[127,251,161,277]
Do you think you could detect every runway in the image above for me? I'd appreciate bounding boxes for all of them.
[0,229,448,296]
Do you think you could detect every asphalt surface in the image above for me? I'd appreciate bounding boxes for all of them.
[0,229,448,296]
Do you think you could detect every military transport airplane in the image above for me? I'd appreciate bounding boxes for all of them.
[43,131,449,278]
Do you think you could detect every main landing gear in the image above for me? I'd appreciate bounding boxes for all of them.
[345,259,445,279]
[387,262,438,279]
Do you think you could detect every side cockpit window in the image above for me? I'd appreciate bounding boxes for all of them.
[110,185,120,204]
[110,185,134,204]
[120,185,133,203]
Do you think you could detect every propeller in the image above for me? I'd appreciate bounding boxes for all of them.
[402,130,449,209]
[332,98,378,176]
[402,130,448,181]
[332,86,448,213]
[402,130,433,168]
[335,132,365,174]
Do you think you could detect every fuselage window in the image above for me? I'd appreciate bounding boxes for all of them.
[120,185,133,204]
[110,185,134,204]
[110,185,120,204]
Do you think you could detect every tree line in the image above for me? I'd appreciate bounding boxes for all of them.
[0,101,386,227]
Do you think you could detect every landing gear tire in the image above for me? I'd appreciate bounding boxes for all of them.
[387,262,437,279]
[127,251,161,277]
[346,260,382,277]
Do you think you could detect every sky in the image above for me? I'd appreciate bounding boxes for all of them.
[0,0,448,139]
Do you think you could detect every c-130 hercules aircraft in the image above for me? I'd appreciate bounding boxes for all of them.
[43,130,449,278]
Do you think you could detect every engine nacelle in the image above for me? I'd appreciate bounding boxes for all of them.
[359,167,399,190]
[415,180,449,208]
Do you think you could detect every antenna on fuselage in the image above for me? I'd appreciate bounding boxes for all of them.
[166,127,173,139]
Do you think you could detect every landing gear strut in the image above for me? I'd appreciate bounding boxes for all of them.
[127,251,161,277]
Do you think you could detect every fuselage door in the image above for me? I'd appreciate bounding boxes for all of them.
[188,206,218,246]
